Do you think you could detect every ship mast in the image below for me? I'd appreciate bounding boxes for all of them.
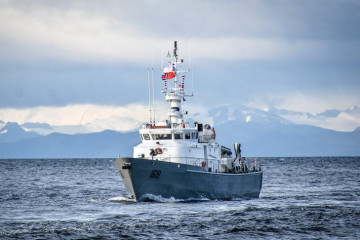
[162,41,192,126]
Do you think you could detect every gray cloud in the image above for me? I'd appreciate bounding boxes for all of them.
[0,0,359,114]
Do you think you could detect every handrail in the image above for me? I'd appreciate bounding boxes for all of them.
[145,156,210,166]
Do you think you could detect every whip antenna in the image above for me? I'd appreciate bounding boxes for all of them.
[152,67,155,124]
[147,68,152,124]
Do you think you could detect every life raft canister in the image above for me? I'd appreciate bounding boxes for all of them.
[201,161,206,168]
[156,147,163,154]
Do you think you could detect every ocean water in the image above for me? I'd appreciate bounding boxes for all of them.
[0,157,359,239]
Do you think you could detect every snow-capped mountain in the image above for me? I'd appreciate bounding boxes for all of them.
[208,104,291,126]
[271,106,360,132]
[204,104,360,156]
[207,104,360,132]
[0,122,39,144]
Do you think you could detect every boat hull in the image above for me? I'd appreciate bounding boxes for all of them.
[116,157,263,201]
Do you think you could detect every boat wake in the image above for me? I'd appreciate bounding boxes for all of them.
[141,194,210,203]
[109,194,210,203]
[108,196,136,203]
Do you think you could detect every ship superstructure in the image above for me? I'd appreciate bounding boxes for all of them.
[135,41,222,173]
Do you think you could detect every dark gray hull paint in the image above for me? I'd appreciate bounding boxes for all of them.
[116,157,263,201]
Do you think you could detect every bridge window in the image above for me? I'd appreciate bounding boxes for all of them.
[143,134,150,140]
[185,132,191,139]
[191,132,198,139]
[152,133,172,140]
[174,132,183,139]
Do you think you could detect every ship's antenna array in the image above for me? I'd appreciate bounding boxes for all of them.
[159,40,194,125]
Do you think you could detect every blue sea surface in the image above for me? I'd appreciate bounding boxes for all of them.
[1,157,359,239]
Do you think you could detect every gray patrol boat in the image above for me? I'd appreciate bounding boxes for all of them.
[116,41,262,201]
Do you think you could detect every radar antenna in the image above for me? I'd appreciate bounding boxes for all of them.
[173,41,178,61]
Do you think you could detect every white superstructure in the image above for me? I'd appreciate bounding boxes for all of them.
[133,41,226,173]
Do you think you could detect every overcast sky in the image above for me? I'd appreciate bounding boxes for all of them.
[1,0,359,131]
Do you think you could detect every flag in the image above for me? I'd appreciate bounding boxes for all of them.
[180,75,185,88]
[165,72,176,79]
[163,65,176,79]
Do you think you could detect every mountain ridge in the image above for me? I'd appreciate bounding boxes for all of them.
[1,105,359,158]
[0,122,39,144]
[0,129,139,158]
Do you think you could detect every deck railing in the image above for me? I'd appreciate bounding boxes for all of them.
[142,155,262,172]
[146,156,207,167]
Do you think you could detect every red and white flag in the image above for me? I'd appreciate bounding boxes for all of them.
[163,66,175,79]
